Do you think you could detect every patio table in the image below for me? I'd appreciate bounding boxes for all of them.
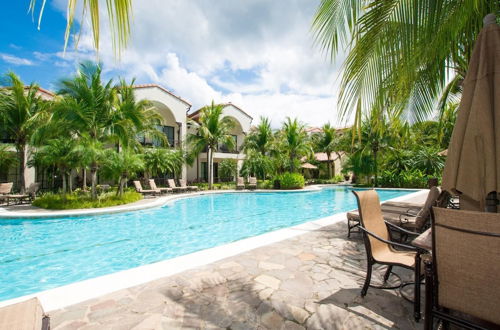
[412,228,432,251]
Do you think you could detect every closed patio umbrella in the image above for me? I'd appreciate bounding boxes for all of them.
[301,162,318,169]
[442,14,500,212]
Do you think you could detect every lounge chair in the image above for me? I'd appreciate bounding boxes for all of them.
[248,177,257,190]
[0,297,50,330]
[148,179,172,194]
[236,177,245,190]
[353,189,424,321]
[4,182,41,206]
[347,186,444,237]
[133,181,160,196]
[425,207,500,329]
[179,179,198,191]
[167,179,187,193]
[0,182,13,195]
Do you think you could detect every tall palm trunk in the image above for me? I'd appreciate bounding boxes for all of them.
[82,168,87,190]
[327,152,332,178]
[90,164,98,200]
[17,144,26,194]
[208,147,214,190]
[117,175,126,196]
[62,171,67,194]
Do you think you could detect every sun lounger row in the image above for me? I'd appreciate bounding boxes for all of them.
[0,182,40,206]
[236,177,257,190]
[133,179,198,196]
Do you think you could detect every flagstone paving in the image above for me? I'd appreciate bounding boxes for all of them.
[50,221,421,329]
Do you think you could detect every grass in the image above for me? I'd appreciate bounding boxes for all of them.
[33,191,143,210]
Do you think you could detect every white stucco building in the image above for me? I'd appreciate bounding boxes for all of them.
[1,84,253,190]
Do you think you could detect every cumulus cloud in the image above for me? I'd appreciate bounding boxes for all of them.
[0,53,35,66]
[50,0,349,127]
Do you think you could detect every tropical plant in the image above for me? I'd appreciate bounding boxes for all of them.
[274,172,305,189]
[313,123,340,178]
[143,147,184,178]
[413,147,445,176]
[29,0,133,56]
[243,117,273,155]
[101,148,144,196]
[218,159,238,181]
[0,144,17,174]
[187,101,235,189]
[313,0,499,123]
[280,117,311,172]
[0,72,48,193]
[29,138,79,193]
[240,150,275,179]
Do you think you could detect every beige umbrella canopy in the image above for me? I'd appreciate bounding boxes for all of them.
[301,162,318,169]
[442,14,500,211]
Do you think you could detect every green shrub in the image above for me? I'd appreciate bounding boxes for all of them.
[274,172,305,189]
[192,182,236,190]
[33,191,142,210]
[219,159,238,181]
[378,169,433,188]
[257,179,273,189]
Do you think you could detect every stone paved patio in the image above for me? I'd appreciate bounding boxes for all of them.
[50,220,422,329]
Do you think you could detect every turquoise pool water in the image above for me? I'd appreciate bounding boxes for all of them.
[0,187,415,301]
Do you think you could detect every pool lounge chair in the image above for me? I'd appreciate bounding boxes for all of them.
[353,189,424,321]
[133,181,160,196]
[149,179,172,194]
[179,179,198,191]
[168,179,188,193]
[4,182,41,206]
[248,177,257,190]
[0,297,50,330]
[236,177,245,190]
[0,182,13,195]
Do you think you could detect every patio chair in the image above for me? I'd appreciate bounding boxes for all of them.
[424,207,500,329]
[236,177,245,190]
[148,179,172,194]
[167,179,187,193]
[0,182,13,195]
[248,177,257,190]
[133,181,160,196]
[179,179,198,191]
[353,189,425,321]
[4,182,41,206]
[0,297,50,330]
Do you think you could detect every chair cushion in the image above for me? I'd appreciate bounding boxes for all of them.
[373,248,417,268]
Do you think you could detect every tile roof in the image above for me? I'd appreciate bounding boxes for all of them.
[133,84,192,106]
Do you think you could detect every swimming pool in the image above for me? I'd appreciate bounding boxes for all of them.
[0,187,415,301]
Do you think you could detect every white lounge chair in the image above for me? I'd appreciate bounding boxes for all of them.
[167,179,187,193]
[149,179,172,194]
[133,181,160,196]
[179,179,198,191]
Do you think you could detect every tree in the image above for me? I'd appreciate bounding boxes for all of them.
[29,0,133,57]
[312,1,499,122]
[0,72,48,193]
[313,123,340,178]
[29,138,79,193]
[280,117,310,172]
[0,144,17,174]
[243,117,273,155]
[143,147,184,179]
[187,101,235,189]
[102,148,144,196]
[218,159,238,181]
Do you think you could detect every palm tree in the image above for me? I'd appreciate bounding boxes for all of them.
[102,148,144,196]
[313,123,339,178]
[30,138,79,193]
[0,72,48,193]
[29,0,133,56]
[143,147,184,179]
[280,117,310,172]
[0,144,17,174]
[312,1,499,122]
[188,101,235,189]
[243,117,273,155]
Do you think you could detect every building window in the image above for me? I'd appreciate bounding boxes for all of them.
[152,125,175,147]
[218,135,238,153]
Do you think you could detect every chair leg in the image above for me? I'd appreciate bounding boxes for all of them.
[383,265,393,282]
[361,262,372,297]
[414,253,421,322]
[347,220,351,238]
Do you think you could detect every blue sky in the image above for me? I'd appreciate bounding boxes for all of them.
[0,1,345,127]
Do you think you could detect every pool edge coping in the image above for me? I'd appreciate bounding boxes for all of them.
[0,188,428,312]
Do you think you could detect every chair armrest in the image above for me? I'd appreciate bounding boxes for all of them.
[358,226,420,252]
[384,221,420,236]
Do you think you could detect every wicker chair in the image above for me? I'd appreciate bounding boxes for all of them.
[353,190,425,321]
[425,207,500,329]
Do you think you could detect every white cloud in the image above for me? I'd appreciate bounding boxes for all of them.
[51,0,350,128]
[0,53,35,66]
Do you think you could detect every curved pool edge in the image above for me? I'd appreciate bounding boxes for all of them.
[0,189,428,311]
[0,185,326,219]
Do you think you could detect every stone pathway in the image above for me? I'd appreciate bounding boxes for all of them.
[50,220,421,329]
